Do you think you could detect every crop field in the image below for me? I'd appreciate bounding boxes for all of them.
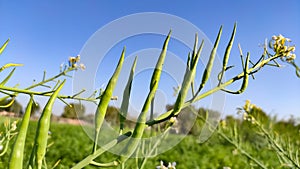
[1,4,299,168]
[1,114,299,169]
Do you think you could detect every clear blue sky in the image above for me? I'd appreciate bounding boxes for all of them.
[0,1,299,119]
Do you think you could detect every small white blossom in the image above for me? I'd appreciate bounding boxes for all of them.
[168,162,176,169]
[156,161,167,169]
[11,121,18,131]
[68,55,85,70]
[156,161,176,169]
[79,63,86,70]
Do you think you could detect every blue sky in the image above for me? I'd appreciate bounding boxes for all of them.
[0,1,299,119]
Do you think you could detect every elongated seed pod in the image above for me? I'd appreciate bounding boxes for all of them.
[118,31,171,163]
[93,48,125,153]
[0,39,9,55]
[241,53,250,93]
[222,52,250,94]
[291,61,300,78]
[150,31,171,89]
[0,63,23,73]
[152,39,204,122]
[173,39,204,116]
[34,80,65,169]
[0,68,16,86]
[197,26,222,93]
[119,57,137,134]
[9,98,33,169]
[218,23,236,86]
[0,98,15,108]
[191,33,198,68]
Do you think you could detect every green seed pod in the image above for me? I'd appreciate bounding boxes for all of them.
[9,98,33,169]
[0,63,23,73]
[218,23,236,85]
[119,56,137,134]
[291,61,300,78]
[0,39,9,55]
[0,68,16,86]
[240,53,250,92]
[150,31,171,89]
[150,38,204,123]
[173,39,204,116]
[0,98,15,108]
[93,48,125,153]
[223,52,250,94]
[118,31,171,163]
[197,26,222,93]
[191,33,198,68]
[33,80,65,169]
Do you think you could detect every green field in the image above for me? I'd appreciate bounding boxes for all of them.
[1,114,298,169]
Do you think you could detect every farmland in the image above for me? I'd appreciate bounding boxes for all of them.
[1,110,299,169]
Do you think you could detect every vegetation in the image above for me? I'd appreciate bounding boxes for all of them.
[0,23,299,169]
[1,104,299,168]
[0,99,23,116]
[61,103,86,119]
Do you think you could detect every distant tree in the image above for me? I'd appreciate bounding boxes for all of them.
[81,106,134,127]
[61,103,85,119]
[105,106,120,126]
[31,102,41,117]
[0,99,23,116]
[82,114,95,124]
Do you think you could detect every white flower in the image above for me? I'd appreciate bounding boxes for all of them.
[11,121,17,131]
[0,144,3,151]
[156,161,167,169]
[168,162,176,169]
[156,161,176,169]
[79,63,86,70]
[75,55,80,62]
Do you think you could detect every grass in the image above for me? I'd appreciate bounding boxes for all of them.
[2,115,297,169]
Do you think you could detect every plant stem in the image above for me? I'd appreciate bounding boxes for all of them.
[72,132,131,169]
[193,110,267,169]
[256,122,300,168]
[147,54,281,126]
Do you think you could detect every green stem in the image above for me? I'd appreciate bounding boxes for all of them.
[256,122,300,168]
[193,110,267,169]
[139,127,171,169]
[71,132,131,169]
[0,68,96,102]
[147,54,281,126]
